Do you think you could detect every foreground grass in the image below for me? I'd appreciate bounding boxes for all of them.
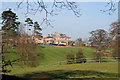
[8,62,118,79]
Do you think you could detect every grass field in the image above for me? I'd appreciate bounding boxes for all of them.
[38,46,96,66]
[8,62,118,79]
[4,45,119,79]
[5,45,97,66]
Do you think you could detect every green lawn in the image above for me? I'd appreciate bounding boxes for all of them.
[8,62,118,79]
[5,45,116,66]
[38,46,96,66]
[4,48,21,61]
[4,45,119,79]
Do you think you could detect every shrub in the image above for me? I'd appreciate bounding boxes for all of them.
[81,44,86,46]
[76,50,86,63]
[66,49,86,64]
[66,51,75,64]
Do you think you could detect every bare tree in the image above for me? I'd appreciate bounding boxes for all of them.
[109,22,120,58]
[17,0,81,16]
[89,29,109,63]
[100,0,117,15]
[16,0,81,27]
[15,34,40,67]
[89,29,108,48]
[75,37,83,46]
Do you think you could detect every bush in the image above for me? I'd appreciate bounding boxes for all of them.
[66,51,75,64]
[66,50,86,64]
[81,44,86,46]
[76,50,86,63]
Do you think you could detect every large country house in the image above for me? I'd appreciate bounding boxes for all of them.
[34,32,71,45]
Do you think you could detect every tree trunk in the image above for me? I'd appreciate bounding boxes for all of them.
[99,57,102,63]
[26,53,29,65]
[25,48,29,65]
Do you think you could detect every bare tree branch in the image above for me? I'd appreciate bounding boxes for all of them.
[16,0,81,28]
[101,0,117,15]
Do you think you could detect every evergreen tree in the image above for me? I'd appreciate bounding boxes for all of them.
[2,9,20,35]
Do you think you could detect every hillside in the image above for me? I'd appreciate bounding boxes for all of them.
[5,45,115,66]
[37,46,96,66]
[5,45,119,79]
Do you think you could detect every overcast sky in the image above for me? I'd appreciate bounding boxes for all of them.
[1,2,118,40]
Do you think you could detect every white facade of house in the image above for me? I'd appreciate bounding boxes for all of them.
[34,32,71,45]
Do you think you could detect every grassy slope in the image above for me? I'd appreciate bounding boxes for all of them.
[3,45,96,67]
[4,48,20,61]
[6,46,118,78]
[5,45,114,66]
[38,46,96,66]
[5,45,116,67]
